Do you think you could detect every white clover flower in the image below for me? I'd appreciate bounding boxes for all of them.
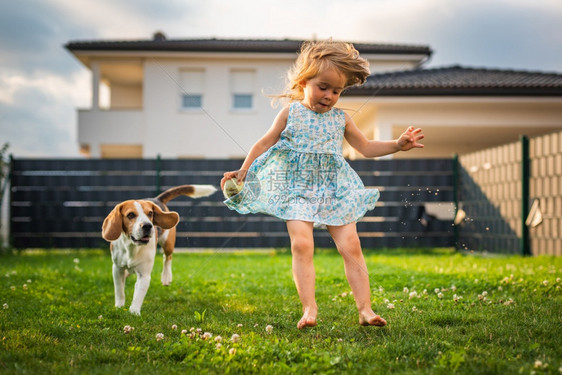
[3,303,8,310]
[412,306,417,312]
[123,325,134,334]
[215,343,222,350]
[340,292,348,297]
[403,287,409,293]
[337,338,343,342]
[543,280,549,286]
[229,348,237,356]
[556,277,561,283]
[482,291,488,297]
[434,288,440,294]
[181,329,188,335]
[202,332,212,340]
[156,333,164,341]
[237,323,243,328]
[196,328,202,334]
[534,360,543,369]
[10,286,15,291]
[214,335,222,343]
[98,315,103,320]
[451,285,457,292]
[73,258,80,264]
[437,292,444,299]
[409,291,417,299]
[387,303,395,309]
[265,325,273,334]
[22,284,28,291]
[453,294,463,302]
[422,289,428,295]
[171,324,177,330]
[231,333,240,343]
[383,298,390,304]
[474,279,479,283]
[498,286,503,291]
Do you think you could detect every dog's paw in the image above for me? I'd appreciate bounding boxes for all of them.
[161,273,172,286]
[129,307,141,315]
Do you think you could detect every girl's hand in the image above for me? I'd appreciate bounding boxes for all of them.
[221,170,248,189]
[397,126,425,151]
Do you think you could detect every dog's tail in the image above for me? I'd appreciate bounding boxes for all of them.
[156,185,217,204]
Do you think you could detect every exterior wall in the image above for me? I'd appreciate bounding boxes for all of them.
[110,83,142,108]
[142,57,291,159]
[76,52,426,159]
[339,97,562,159]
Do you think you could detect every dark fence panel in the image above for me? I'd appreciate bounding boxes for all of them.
[10,158,455,249]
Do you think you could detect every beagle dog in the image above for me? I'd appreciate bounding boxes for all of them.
[102,184,217,315]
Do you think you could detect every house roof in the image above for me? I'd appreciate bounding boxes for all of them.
[345,65,562,96]
[65,36,432,56]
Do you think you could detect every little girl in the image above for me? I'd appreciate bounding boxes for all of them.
[221,40,424,329]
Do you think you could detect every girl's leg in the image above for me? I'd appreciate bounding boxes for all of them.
[286,220,317,329]
[327,223,386,327]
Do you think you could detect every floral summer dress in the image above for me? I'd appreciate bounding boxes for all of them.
[224,101,380,226]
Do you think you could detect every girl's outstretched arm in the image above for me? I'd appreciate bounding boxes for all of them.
[344,113,424,158]
[221,106,289,188]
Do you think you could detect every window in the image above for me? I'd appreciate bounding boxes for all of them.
[230,70,255,110]
[233,94,252,109]
[179,69,204,109]
[182,95,202,108]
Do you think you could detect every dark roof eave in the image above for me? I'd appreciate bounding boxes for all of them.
[343,87,562,97]
[64,40,432,56]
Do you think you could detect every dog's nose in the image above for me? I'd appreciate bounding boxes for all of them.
[141,223,152,232]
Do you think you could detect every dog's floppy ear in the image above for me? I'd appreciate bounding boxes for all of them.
[151,202,179,229]
[102,202,125,242]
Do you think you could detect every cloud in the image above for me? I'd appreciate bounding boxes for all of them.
[0,69,89,157]
[351,0,562,71]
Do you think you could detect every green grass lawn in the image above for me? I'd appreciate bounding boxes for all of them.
[0,248,561,374]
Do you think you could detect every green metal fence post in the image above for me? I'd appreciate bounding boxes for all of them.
[6,155,14,249]
[156,154,162,195]
[452,153,459,251]
[520,135,530,256]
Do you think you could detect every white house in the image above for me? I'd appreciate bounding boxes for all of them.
[66,33,562,159]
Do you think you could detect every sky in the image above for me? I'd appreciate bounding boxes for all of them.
[0,0,561,158]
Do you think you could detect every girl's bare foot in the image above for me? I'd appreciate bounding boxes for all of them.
[297,307,317,329]
[359,312,387,327]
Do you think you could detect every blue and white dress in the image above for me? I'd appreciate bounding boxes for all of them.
[224,101,379,226]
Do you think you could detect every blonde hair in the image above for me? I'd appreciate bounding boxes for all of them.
[273,40,370,104]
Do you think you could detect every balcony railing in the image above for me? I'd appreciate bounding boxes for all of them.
[78,109,145,144]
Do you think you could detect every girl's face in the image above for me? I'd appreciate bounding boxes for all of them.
[300,67,346,114]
